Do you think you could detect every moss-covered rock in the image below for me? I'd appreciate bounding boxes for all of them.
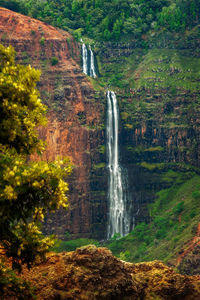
[20,246,200,299]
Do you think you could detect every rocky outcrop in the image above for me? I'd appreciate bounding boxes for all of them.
[0,7,107,239]
[19,245,200,299]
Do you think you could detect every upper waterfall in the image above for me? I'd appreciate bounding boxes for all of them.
[89,45,97,78]
[81,43,97,78]
[82,43,88,75]
[106,91,132,239]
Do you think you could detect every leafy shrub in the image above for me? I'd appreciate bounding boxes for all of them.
[190,210,197,218]
[156,228,167,239]
[0,0,20,12]
[50,56,59,66]
[39,37,45,46]
[134,222,148,241]
[192,190,200,199]
[119,250,131,261]
[173,201,184,215]
[135,243,147,259]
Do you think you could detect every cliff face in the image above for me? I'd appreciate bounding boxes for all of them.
[0,7,107,239]
[1,6,200,252]
[18,245,200,300]
[96,37,200,267]
[97,39,200,226]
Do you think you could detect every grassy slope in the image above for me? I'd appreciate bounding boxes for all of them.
[134,49,200,91]
[107,175,200,265]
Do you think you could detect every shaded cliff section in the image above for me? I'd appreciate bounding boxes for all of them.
[0,7,107,240]
[16,245,200,300]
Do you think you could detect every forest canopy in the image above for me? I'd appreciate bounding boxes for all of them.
[0,0,199,41]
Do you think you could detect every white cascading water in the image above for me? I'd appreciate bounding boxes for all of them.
[82,43,88,75]
[89,45,97,78]
[107,91,131,239]
[81,42,96,78]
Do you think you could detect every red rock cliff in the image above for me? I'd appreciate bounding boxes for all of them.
[0,7,106,239]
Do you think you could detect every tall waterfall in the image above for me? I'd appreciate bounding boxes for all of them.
[81,43,96,78]
[106,91,131,239]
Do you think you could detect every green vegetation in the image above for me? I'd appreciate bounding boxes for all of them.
[140,162,166,171]
[50,56,59,66]
[96,49,147,91]
[39,37,45,46]
[53,238,100,252]
[107,175,200,264]
[134,49,200,92]
[97,48,200,132]
[0,44,72,297]
[93,162,106,170]
[1,0,200,42]
[127,146,164,153]
[97,145,106,154]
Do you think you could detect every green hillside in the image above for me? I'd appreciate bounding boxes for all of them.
[107,175,200,267]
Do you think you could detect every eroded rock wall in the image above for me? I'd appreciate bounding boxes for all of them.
[0,7,107,239]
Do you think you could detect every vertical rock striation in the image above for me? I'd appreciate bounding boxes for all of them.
[0,7,107,239]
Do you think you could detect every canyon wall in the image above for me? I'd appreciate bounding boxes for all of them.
[96,35,200,227]
[0,7,107,239]
[1,7,200,242]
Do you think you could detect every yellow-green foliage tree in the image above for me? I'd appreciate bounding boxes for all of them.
[0,44,71,297]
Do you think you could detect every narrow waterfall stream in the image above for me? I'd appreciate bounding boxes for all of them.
[89,45,97,78]
[81,43,96,78]
[107,91,131,239]
[82,43,88,75]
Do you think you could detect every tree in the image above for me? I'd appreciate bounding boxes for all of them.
[0,44,72,296]
[0,0,20,12]
[112,19,121,40]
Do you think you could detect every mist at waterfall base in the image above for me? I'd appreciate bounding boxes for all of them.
[82,43,97,78]
[106,91,133,239]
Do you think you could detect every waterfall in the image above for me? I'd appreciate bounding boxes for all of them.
[89,45,97,78]
[106,91,131,239]
[82,43,88,75]
[81,43,96,78]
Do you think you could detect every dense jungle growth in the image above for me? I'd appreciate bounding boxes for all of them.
[0,0,199,41]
